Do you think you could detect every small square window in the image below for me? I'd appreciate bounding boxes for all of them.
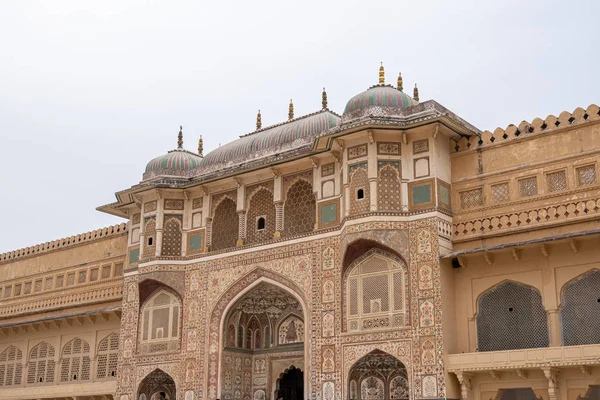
[356,188,365,200]
[519,177,538,197]
[256,216,266,231]
[546,170,567,192]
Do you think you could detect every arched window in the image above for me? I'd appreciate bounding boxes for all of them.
[561,270,600,346]
[477,281,549,351]
[161,216,182,257]
[237,326,244,348]
[346,250,408,332]
[247,317,260,350]
[60,337,91,382]
[245,326,252,350]
[140,290,181,352]
[246,187,276,244]
[96,333,119,379]
[211,197,238,251]
[0,346,23,386]
[226,325,236,347]
[264,325,271,348]
[283,180,315,237]
[27,342,55,384]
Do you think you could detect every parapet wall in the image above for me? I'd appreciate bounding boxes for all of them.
[0,223,127,264]
[451,104,600,152]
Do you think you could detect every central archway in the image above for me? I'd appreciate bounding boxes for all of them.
[207,269,309,400]
[276,365,303,400]
[348,350,408,400]
[138,369,176,400]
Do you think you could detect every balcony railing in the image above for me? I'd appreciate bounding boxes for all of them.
[447,343,600,372]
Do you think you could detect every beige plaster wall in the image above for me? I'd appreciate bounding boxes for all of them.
[449,238,600,354]
[0,318,120,399]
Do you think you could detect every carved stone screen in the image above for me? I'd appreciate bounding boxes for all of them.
[211,197,238,251]
[60,338,91,382]
[477,282,549,351]
[246,188,276,244]
[561,270,600,346]
[0,346,22,386]
[96,333,119,379]
[27,342,55,384]
[140,290,181,353]
[347,252,407,332]
[283,180,316,236]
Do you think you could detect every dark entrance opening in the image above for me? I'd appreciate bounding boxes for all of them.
[276,366,303,400]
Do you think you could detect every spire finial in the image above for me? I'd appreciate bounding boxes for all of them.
[413,83,419,102]
[177,125,183,149]
[198,135,203,157]
[322,87,328,110]
[256,109,262,130]
[288,99,294,120]
[378,62,385,84]
[397,73,403,91]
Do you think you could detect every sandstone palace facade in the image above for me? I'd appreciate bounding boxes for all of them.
[0,67,599,400]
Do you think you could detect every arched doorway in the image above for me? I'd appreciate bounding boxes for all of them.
[276,366,303,400]
[348,350,408,400]
[138,369,176,400]
[220,281,305,400]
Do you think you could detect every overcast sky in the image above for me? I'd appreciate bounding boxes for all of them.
[0,0,598,253]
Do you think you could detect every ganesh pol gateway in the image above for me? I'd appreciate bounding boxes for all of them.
[0,65,599,400]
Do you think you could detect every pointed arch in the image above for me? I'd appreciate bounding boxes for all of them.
[96,332,119,379]
[208,269,309,400]
[283,179,315,237]
[348,350,408,400]
[246,186,276,244]
[343,248,409,332]
[60,337,91,382]
[27,341,55,384]
[139,288,182,354]
[161,216,183,257]
[246,315,261,349]
[0,345,23,386]
[377,163,402,211]
[138,368,176,400]
[143,218,157,258]
[476,280,548,351]
[349,165,370,215]
[560,269,600,345]
[211,196,239,251]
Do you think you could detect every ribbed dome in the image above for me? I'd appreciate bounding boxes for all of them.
[343,84,417,121]
[143,149,203,180]
[198,110,341,172]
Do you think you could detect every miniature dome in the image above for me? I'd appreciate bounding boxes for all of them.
[143,127,203,180]
[342,84,417,121]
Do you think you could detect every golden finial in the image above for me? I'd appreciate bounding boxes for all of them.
[397,73,403,91]
[378,62,385,84]
[288,99,294,120]
[256,109,262,130]
[322,88,328,110]
[198,135,203,157]
[413,83,419,102]
[177,125,183,149]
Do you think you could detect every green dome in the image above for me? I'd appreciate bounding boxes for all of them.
[343,84,417,121]
[143,149,203,180]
